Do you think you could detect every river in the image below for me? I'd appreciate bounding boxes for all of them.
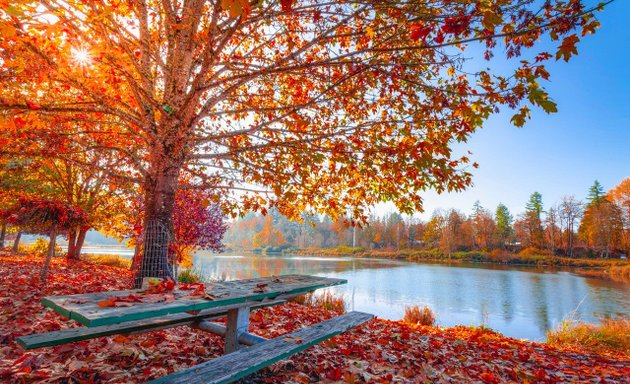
[81,247,630,341]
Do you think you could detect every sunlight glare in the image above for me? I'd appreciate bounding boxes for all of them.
[71,47,92,66]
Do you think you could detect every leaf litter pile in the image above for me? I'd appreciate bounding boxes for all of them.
[1,255,628,383]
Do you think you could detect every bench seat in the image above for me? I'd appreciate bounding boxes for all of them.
[148,311,373,384]
[17,300,284,349]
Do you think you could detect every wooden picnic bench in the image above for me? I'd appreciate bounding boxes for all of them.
[17,274,373,384]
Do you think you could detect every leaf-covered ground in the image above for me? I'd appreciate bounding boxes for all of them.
[0,255,628,383]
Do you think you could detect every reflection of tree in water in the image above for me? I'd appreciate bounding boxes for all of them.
[528,275,551,333]
[194,254,406,282]
[581,277,630,318]
[498,273,515,322]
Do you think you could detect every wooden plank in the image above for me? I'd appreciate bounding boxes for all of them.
[148,311,374,384]
[195,321,267,346]
[18,300,284,350]
[41,275,346,327]
[224,306,250,354]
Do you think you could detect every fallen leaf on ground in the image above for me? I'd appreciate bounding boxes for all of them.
[1,255,628,384]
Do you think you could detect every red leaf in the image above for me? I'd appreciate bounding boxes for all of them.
[410,23,432,41]
[480,371,499,384]
[441,15,471,35]
[280,0,293,12]
[25,100,41,110]
[326,366,343,380]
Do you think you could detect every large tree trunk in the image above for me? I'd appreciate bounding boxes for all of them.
[133,157,181,288]
[67,227,78,260]
[12,232,22,252]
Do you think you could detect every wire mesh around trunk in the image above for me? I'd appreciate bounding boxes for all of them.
[133,219,173,288]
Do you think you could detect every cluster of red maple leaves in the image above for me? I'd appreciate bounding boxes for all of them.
[0,255,628,383]
[0,198,87,234]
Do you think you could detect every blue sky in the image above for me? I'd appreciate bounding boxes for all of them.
[394,0,630,220]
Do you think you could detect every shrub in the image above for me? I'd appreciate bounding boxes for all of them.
[177,267,204,283]
[30,238,63,257]
[489,248,508,262]
[403,305,436,326]
[290,291,346,313]
[547,318,630,355]
[518,247,552,257]
[333,245,364,255]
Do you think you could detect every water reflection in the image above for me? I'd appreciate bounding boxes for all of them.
[192,253,630,340]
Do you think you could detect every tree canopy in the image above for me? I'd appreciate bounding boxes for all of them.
[0,0,606,281]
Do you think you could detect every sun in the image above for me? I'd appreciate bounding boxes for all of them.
[70,47,92,66]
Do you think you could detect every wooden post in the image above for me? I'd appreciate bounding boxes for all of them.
[224,306,250,354]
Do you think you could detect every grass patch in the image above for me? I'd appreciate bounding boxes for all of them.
[547,318,630,356]
[290,291,346,313]
[177,267,204,283]
[81,254,131,269]
[403,305,436,326]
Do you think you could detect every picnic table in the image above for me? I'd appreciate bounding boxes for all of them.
[18,274,373,384]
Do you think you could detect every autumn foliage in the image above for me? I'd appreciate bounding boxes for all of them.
[2,198,86,234]
[0,0,607,282]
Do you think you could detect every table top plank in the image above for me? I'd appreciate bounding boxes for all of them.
[42,275,346,327]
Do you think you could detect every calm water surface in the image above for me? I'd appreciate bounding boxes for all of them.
[191,253,630,341]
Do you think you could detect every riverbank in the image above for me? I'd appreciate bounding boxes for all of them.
[1,254,628,383]
[296,247,630,283]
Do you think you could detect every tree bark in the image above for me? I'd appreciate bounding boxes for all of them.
[74,227,88,258]
[133,155,181,288]
[12,232,22,252]
[41,226,57,282]
[67,227,78,259]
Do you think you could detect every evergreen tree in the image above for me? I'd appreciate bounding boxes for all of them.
[494,203,513,248]
[522,192,545,247]
[587,180,605,205]
[525,192,544,220]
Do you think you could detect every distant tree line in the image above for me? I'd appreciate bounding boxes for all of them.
[225,179,629,258]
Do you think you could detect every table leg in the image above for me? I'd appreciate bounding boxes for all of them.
[224,305,250,354]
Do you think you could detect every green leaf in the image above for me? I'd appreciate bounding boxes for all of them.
[539,99,558,114]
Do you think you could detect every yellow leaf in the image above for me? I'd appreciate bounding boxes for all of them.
[221,0,250,18]
[366,26,375,39]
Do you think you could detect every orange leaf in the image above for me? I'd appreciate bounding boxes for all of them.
[97,299,116,307]
[113,335,129,343]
